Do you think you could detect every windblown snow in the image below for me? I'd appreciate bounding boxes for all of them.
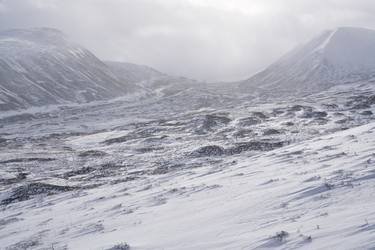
[1,27,375,250]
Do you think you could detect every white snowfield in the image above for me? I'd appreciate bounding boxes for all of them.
[2,121,375,249]
[2,26,375,250]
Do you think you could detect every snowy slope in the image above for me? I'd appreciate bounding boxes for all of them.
[1,120,375,249]
[0,79,374,249]
[0,28,140,111]
[239,27,375,97]
[2,26,375,250]
[105,61,165,85]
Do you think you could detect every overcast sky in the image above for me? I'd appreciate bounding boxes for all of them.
[1,0,375,81]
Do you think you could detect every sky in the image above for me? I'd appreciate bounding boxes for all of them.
[1,0,375,82]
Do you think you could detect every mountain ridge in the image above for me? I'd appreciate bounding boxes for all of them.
[0,28,164,111]
[239,26,375,97]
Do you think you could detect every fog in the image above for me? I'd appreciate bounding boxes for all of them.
[1,0,375,81]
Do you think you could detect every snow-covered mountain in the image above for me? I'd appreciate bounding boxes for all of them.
[1,26,375,250]
[0,28,144,111]
[239,27,375,96]
[105,61,165,85]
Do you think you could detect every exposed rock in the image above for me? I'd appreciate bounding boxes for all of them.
[282,121,295,126]
[347,95,375,110]
[226,141,285,155]
[63,167,96,179]
[0,173,28,185]
[151,163,185,175]
[251,111,268,119]
[191,145,225,157]
[263,129,282,136]
[322,103,339,110]
[237,117,261,126]
[78,150,108,157]
[106,243,130,250]
[360,110,373,116]
[196,114,231,133]
[309,118,329,125]
[299,110,328,119]
[1,183,78,205]
[233,129,253,138]
[288,105,313,112]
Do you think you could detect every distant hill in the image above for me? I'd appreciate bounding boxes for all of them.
[239,27,375,97]
[0,28,160,110]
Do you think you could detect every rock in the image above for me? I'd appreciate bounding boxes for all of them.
[106,243,130,250]
[0,172,28,185]
[271,108,285,116]
[282,121,294,126]
[251,111,268,119]
[360,110,373,116]
[1,183,78,205]
[322,103,339,109]
[191,145,225,157]
[78,150,108,157]
[347,95,375,110]
[151,163,185,175]
[263,129,282,136]
[335,117,354,124]
[233,129,253,138]
[63,167,96,178]
[300,111,328,119]
[103,135,130,145]
[288,105,313,112]
[237,117,261,126]
[309,118,329,125]
[226,141,285,155]
[196,114,231,133]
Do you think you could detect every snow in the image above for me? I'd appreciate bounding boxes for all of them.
[311,29,336,53]
[240,26,375,97]
[0,28,157,111]
[1,120,375,249]
[1,26,375,250]
[0,77,375,249]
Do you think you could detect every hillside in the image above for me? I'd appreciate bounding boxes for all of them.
[239,27,375,97]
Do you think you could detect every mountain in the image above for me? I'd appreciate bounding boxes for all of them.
[0,28,143,111]
[105,61,164,85]
[239,27,375,97]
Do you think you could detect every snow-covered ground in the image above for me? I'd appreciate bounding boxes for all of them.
[2,26,375,250]
[1,81,375,249]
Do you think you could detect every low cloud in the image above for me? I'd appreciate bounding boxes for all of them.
[1,0,375,81]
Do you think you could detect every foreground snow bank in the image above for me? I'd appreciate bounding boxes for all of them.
[1,122,375,249]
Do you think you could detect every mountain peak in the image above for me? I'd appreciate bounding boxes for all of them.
[0,27,67,46]
[239,26,375,96]
[322,27,375,69]
[0,27,139,110]
[0,27,65,36]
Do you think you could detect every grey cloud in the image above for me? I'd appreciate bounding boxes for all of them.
[1,0,375,81]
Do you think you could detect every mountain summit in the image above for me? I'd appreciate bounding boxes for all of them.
[239,27,375,96]
[0,28,143,111]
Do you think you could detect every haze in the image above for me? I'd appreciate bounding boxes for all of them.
[1,0,375,81]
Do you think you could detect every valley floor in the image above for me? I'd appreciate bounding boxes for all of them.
[1,82,375,249]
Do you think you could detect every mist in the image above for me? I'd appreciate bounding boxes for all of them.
[1,0,375,81]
